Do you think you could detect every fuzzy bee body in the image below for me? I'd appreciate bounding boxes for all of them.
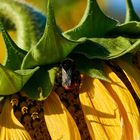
[56,59,81,91]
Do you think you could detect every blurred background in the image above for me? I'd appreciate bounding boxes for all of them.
[26,0,140,31]
[105,0,140,22]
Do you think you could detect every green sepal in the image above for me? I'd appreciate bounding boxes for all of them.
[0,0,46,51]
[109,0,140,37]
[22,66,56,101]
[0,13,14,30]
[125,0,139,23]
[0,22,26,70]
[70,54,110,81]
[129,39,140,53]
[108,21,140,36]
[63,0,118,40]
[0,64,39,95]
[21,0,78,69]
[73,36,140,60]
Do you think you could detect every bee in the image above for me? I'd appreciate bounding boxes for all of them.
[56,59,81,91]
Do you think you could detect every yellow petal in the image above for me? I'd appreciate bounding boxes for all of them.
[103,65,140,140]
[116,59,140,99]
[0,31,15,64]
[44,92,81,140]
[0,33,6,64]
[79,76,122,140]
[0,98,32,140]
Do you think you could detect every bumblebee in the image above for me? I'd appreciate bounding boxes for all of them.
[56,59,81,91]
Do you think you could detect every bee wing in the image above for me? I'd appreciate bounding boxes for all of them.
[62,68,72,86]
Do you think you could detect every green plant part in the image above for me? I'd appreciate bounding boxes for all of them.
[125,0,140,23]
[21,0,78,69]
[0,0,46,51]
[0,65,39,95]
[0,23,26,70]
[23,66,56,100]
[73,37,140,60]
[0,0,140,138]
[63,0,118,40]
[108,0,140,42]
[0,0,140,100]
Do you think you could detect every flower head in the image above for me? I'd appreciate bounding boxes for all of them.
[0,98,31,140]
[0,0,140,139]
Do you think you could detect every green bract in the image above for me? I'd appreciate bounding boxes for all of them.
[69,54,110,82]
[0,0,140,100]
[23,66,56,100]
[0,23,26,70]
[0,0,46,51]
[109,21,140,35]
[63,0,118,40]
[0,64,39,95]
[21,0,78,69]
[73,37,140,59]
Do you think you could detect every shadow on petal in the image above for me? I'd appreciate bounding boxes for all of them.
[79,76,121,140]
[103,65,140,140]
[116,59,140,99]
[79,67,140,140]
[44,92,81,140]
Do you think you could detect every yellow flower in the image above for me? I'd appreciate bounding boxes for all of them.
[79,65,140,140]
[0,32,140,140]
[44,92,81,140]
[0,0,140,139]
[0,98,32,140]
[1,64,139,140]
[116,59,140,99]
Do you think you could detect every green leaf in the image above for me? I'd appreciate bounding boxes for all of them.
[73,36,139,60]
[0,0,46,51]
[21,0,78,69]
[108,0,140,37]
[0,22,26,70]
[125,0,139,23]
[0,13,15,30]
[22,66,56,100]
[70,54,110,81]
[0,64,39,95]
[63,0,118,40]
[108,21,140,36]
[130,39,140,53]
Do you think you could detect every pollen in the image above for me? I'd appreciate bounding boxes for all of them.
[10,93,51,140]
[21,106,28,114]
[31,112,39,120]
[55,85,91,140]
[10,95,19,106]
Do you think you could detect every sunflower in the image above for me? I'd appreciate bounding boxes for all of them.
[0,0,140,140]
